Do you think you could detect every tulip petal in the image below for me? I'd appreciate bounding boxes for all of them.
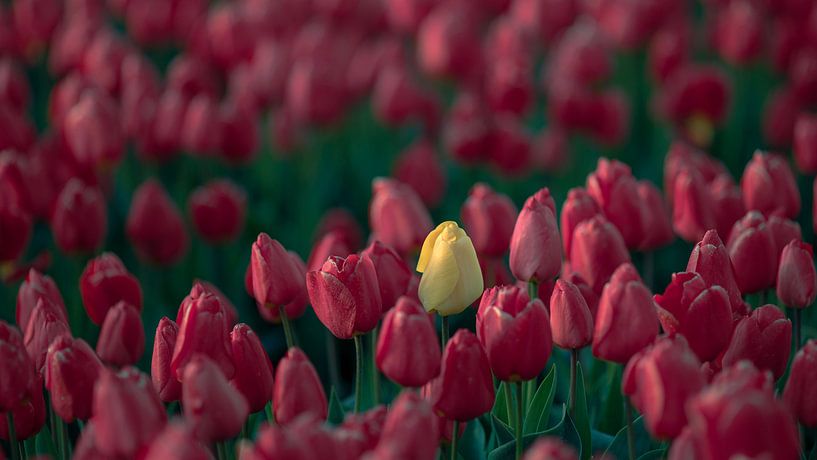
[418,238,459,313]
[417,221,452,273]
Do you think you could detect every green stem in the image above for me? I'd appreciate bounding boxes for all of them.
[354,335,364,413]
[793,308,802,351]
[760,289,768,306]
[7,412,17,460]
[325,331,341,392]
[278,304,295,349]
[441,315,449,350]
[216,442,227,460]
[527,280,538,301]
[265,401,275,424]
[569,349,578,417]
[515,382,523,460]
[625,399,636,460]
[451,421,460,460]
[370,328,380,405]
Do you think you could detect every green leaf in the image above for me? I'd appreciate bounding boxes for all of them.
[487,406,568,460]
[597,363,624,435]
[460,420,488,460]
[491,415,516,446]
[523,365,557,435]
[638,449,667,460]
[33,424,57,457]
[327,387,346,425]
[492,382,512,427]
[602,415,655,460]
[574,363,591,460]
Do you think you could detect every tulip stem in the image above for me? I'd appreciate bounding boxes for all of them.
[441,316,449,350]
[793,308,802,350]
[515,382,523,460]
[569,349,578,417]
[216,442,228,460]
[527,280,538,301]
[354,335,364,413]
[7,412,17,460]
[451,421,459,460]
[278,304,296,349]
[370,328,380,405]
[625,399,636,460]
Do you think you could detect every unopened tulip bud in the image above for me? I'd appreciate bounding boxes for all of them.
[509,188,561,283]
[794,113,817,174]
[741,151,800,219]
[51,178,107,254]
[768,213,802,259]
[550,279,594,349]
[369,178,432,255]
[273,347,327,425]
[230,323,274,413]
[45,335,102,421]
[183,355,249,442]
[637,181,674,251]
[686,230,745,316]
[151,317,181,402]
[461,183,518,258]
[672,169,714,243]
[23,298,71,374]
[587,159,646,249]
[777,240,817,308]
[361,241,412,311]
[0,378,45,441]
[0,321,35,411]
[96,301,145,367]
[726,211,777,294]
[783,340,817,426]
[171,284,235,380]
[371,390,438,460]
[80,252,142,325]
[188,179,246,244]
[569,215,631,294]
[142,420,214,460]
[394,139,446,208]
[251,233,304,308]
[17,269,67,333]
[721,305,792,380]
[127,179,189,265]
[376,296,440,387]
[63,90,123,172]
[560,188,601,257]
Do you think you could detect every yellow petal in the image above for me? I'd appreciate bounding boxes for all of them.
[418,234,459,313]
[417,221,456,273]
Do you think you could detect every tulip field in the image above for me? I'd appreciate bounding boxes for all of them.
[3,0,817,459]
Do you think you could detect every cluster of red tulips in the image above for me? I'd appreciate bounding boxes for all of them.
[3,0,817,459]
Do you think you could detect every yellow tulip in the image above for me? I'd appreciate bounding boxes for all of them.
[416,221,484,316]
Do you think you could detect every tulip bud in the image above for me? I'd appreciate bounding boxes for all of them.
[776,240,817,308]
[549,279,593,350]
[0,190,31,265]
[316,208,363,251]
[587,159,646,249]
[45,335,102,421]
[394,139,446,208]
[741,151,800,219]
[592,264,658,363]
[461,183,518,258]
[560,188,601,257]
[338,406,388,456]
[783,340,817,427]
[188,179,246,244]
[762,86,800,148]
[487,116,534,176]
[182,355,249,442]
[443,91,491,165]
[416,3,482,83]
[181,95,223,156]
[24,298,71,374]
[307,254,382,339]
[623,336,704,439]
[127,179,189,265]
[151,317,181,402]
[508,188,562,284]
[671,168,714,243]
[17,269,67,333]
[96,301,145,367]
[654,272,732,362]
[230,323,274,413]
[371,391,438,460]
[686,230,745,316]
[768,214,802,260]
[713,1,763,65]
[569,215,631,294]
[376,296,440,388]
[63,90,124,172]
[722,305,792,380]
[219,101,259,164]
[80,252,143,325]
[477,285,552,381]
[142,420,214,460]
[307,231,351,273]
[273,347,327,425]
[709,173,746,240]
[424,329,494,421]
[637,181,674,251]
[251,233,304,308]
[251,252,309,323]
[92,367,167,457]
[51,178,107,254]
[370,178,433,255]
[242,422,312,459]
[171,285,235,380]
[416,221,484,316]
[361,241,412,311]
[726,211,777,294]
[287,57,347,126]
[523,437,579,460]
[0,321,35,411]
[0,378,45,441]
[794,113,817,174]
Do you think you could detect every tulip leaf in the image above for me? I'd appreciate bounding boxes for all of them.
[575,363,591,460]
[33,424,57,457]
[460,420,487,460]
[523,365,557,435]
[487,406,571,460]
[327,387,345,425]
[491,415,516,446]
[638,448,668,460]
[492,382,512,427]
[597,362,625,435]
[602,415,655,460]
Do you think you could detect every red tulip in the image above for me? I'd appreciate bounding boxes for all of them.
[726,211,777,294]
[96,301,145,367]
[443,91,491,165]
[549,279,593,350]
[50,178,106,254]
[361,241,412,311]
[560,187,601,257]
[219,101,259,164]
[273,347,327,425]
[188,179,246,244]
[462,183,518,258]
[622,335,704,439]
[477,285,552,381]
[45,335,102,421]
[721,305,792,380]
[92,367,166,457]
[669,361,799,460]
[151,317,181,403]
[251,252,309,323]
[763,86,801,148]
[416,2,482,83]
[286,57,347,126]
[372,63,439,131]
[369,178,432,255]
[63,90,123,172]
[0,321,35,411]
[315,208,363,251]
[171,284,235,380]
[776,239,817,308]
[0,58,29,114]
[569,215,631,294]
[307,231,352,273]
[241,422,311,460]
[307,254,382,339]
[142,420,214,460]
[767,214,802,260]
[0,377,45,441]
[394,139,446,208]
[485,58,534,117]
[783,340,817,427]
[0,187,31,265]
[654,272,732,362]
[658,65,731,143]
[181,94,223,156]
[741,151,800,219]
[587,159,647,249]
[23,299,71,374]
[182,355,249,442]
[370,391,438,460]
[79,252,142,325]
[126,179,189,265]
[230,323,274,413]
[251,233,304,308]
[523,437,579,460]
[592,263,658,364]
[686,230,745,316]
[794,113,817,174]
[336,405,388,457]
[637,180,674,251]
[383,0,435,33]
[487,116,534,176]
[713,1,763,66]
[671,168,714,243]
[376,296,440,387]
[424,329,494,421]
[509,187,561,283]
[16,269,67,340]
